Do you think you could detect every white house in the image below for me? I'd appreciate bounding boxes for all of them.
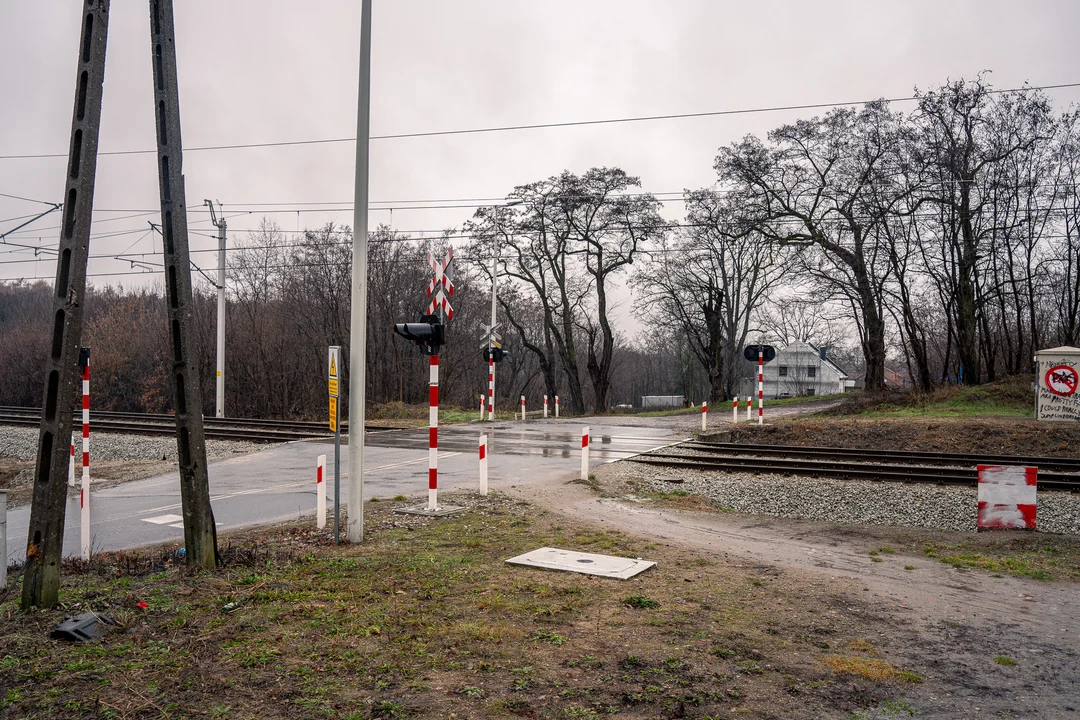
[738,341,853,399]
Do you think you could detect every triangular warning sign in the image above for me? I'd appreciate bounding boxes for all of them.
[329,354,337,377]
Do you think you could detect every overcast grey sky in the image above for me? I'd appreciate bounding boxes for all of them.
[2,1,1079,309]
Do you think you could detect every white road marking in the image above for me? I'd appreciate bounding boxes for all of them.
[142,513,183,525]
[110,453,463,524]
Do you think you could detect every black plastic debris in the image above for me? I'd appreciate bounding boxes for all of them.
[50,612,115,642]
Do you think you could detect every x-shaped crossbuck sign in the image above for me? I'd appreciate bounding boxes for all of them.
[427,248,454,320]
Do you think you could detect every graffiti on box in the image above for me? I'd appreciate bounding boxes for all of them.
[1037,358,1080,422]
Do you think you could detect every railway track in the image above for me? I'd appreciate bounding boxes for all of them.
[631,441,1080,492]
[0,406,404,443]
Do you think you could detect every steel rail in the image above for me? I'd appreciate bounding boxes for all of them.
[0,406,404,436]
[682,441,1080,472]
[631,452,1080,491]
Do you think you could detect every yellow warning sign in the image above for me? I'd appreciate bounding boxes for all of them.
[328,378,339,398]
[329,353,338,378]
[329,397,338,431]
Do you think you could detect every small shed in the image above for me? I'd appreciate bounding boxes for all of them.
[1034,346,1080,422]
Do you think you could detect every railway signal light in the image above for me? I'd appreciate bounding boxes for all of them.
[483,347,509,363]
[743,344,776,362]
[393,314,445,356]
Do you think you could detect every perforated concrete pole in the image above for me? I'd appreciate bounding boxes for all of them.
[23,0,110,610]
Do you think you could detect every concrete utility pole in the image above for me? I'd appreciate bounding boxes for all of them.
[150,0,217,569]
[348,0,373,543]
[23,0,111,610]
[205,199,226,418]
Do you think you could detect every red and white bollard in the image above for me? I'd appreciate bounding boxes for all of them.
[479,434,488,495]
[732,396,739,424]
[429,355,439,510]
[68,441,75,487]
[479,393,485,420]
[544,395,549,418]
[701,401,707,431]
[746,397,752,422]
[79,350,90,561]
[757,348,764,425]
[487,355,495,421]
[521,394,526,421]
[316,454,327,529]
[555,395,560,418]
[580,426,590,481]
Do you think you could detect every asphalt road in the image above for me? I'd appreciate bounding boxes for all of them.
[5,417,684,562]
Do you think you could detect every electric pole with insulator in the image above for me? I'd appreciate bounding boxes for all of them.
[205,199,226,418]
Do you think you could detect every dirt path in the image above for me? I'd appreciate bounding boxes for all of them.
[512,475,1080,718]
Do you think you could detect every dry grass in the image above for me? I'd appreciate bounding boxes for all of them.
[821,656,923,684]
[0,493,930,719]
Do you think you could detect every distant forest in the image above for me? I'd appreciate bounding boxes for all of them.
[1,75,1076,418]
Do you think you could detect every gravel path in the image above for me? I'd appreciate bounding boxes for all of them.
[621,461,1080,535]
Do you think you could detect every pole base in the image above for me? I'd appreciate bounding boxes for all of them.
[394,503,467,517]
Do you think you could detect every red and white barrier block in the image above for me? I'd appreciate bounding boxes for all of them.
[701,401,707,431]
[521,395,526,421]
[479,434,488,495]
[316,454,327,529]
[732,397,738,424]
[977,465,1037,530]
[580,426,590,481]
[80,350,91,561]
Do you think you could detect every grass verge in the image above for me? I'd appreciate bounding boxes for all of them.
[0,493,925,719]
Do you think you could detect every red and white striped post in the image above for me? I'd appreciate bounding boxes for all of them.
[68,441,75,487]
[544,395,549,418]
[757,348,764,425]
[479,434,488,495]
[701,400,707,431]
[520,394,526,421]
[555,395,560,418]
[479,393,485,420]
[746,396,752,422]
[316,454,327,529]
[487,355,495,421]
[580,426,590,481]
[732,396,738,424]
[79,349,90,561]
[429,354,440,510]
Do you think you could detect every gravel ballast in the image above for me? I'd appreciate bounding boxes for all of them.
[623,461,1080,535]
[0,425,268,464]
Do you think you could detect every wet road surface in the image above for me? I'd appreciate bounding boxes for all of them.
[6,418,685,561]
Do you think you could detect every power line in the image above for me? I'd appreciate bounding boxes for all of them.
[0,191,59,206]
[2,82,1078,161]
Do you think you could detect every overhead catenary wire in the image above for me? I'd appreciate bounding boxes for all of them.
[1,81,1078,161]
